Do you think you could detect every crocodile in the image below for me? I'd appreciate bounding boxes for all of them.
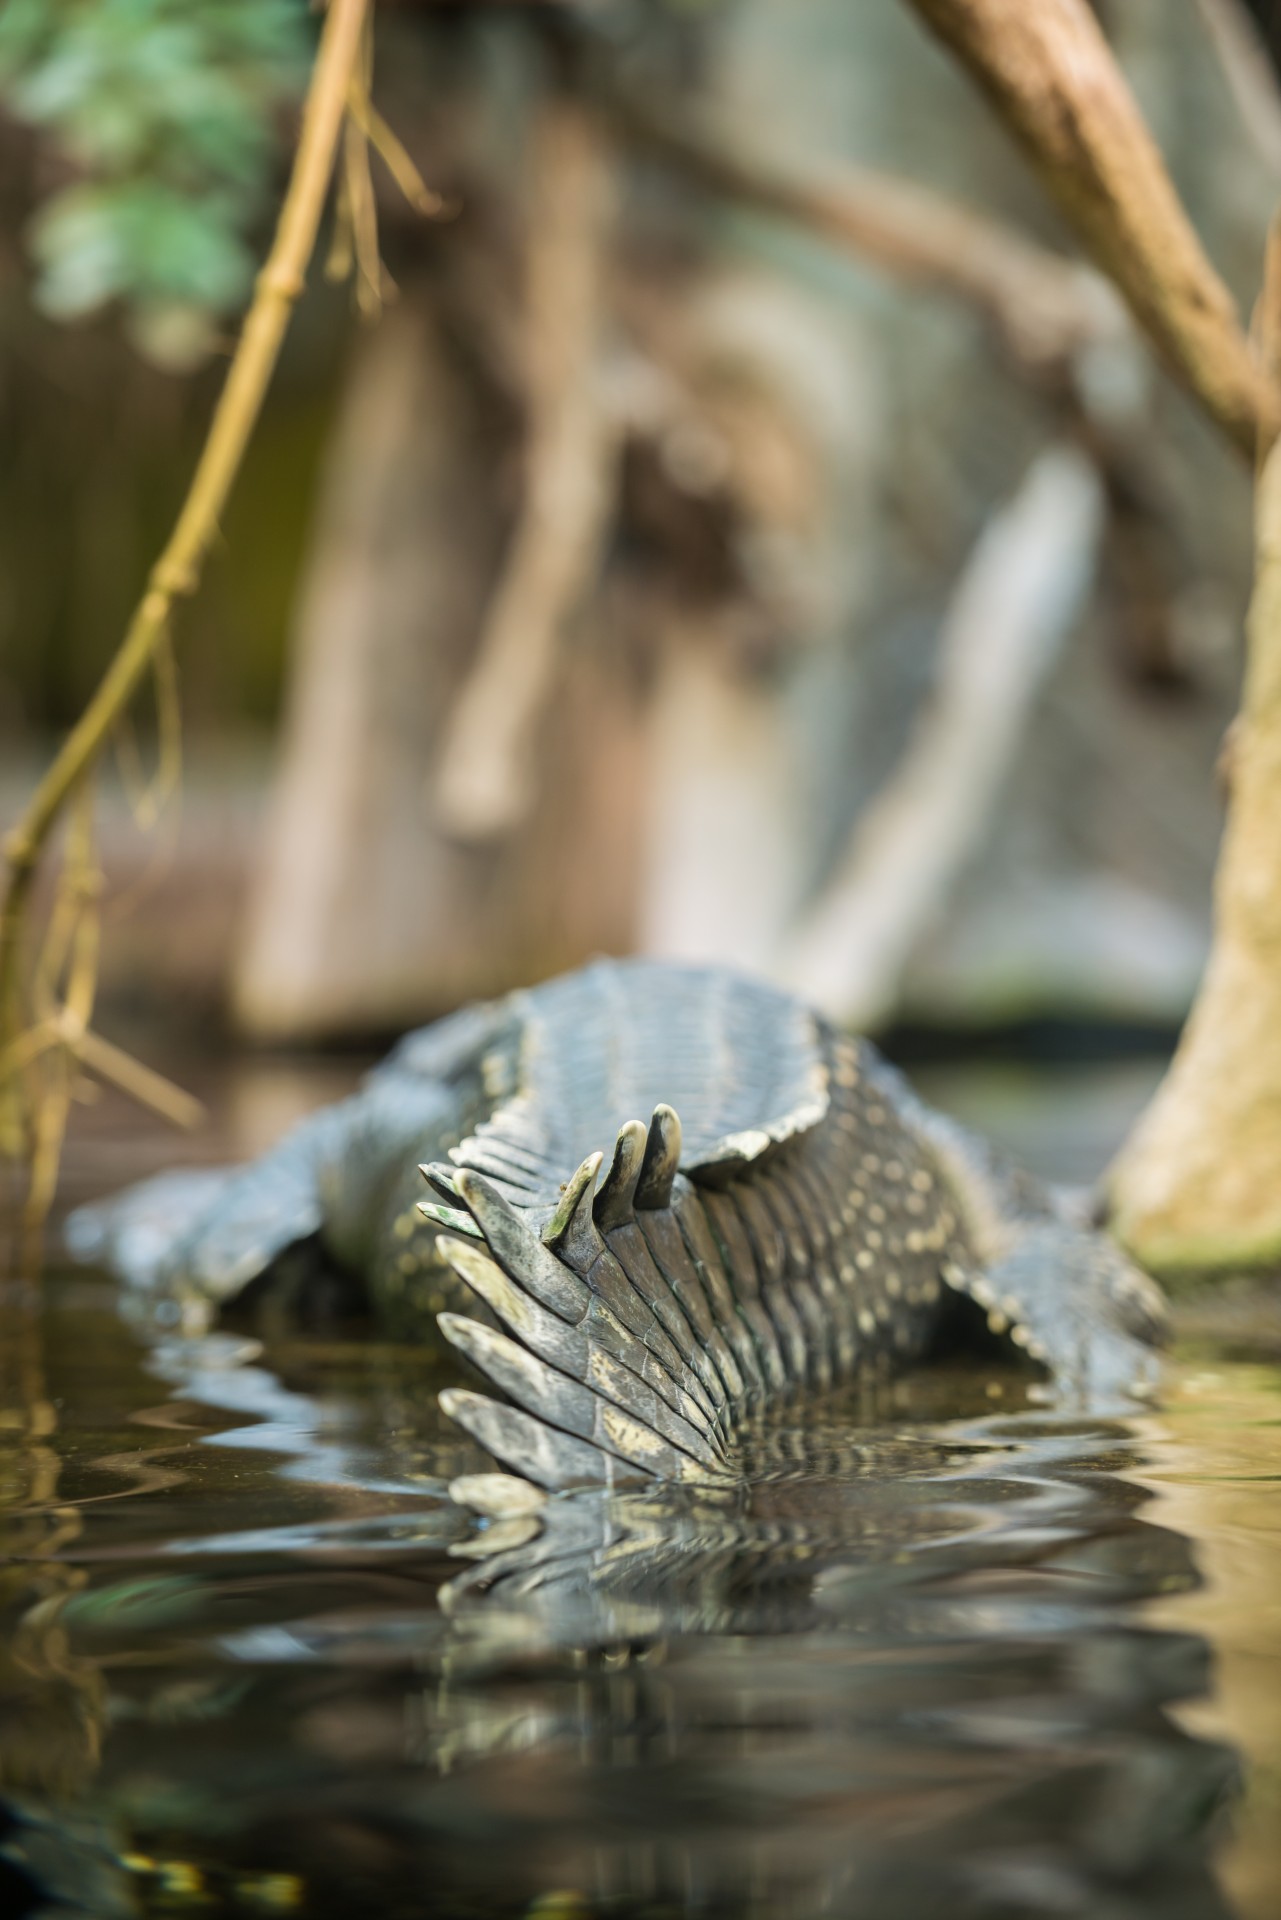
[68,959,1167,1532]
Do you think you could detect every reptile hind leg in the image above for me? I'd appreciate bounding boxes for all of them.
[940,1222,1166,1406]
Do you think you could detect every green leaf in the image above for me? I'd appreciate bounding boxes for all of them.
[30,185,130,317]
[0,0,312,359]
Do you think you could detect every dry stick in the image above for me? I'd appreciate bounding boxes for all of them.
[901,0,1278,458]
[68,1029,202,1131]
[346,62,448,220]
[781,446,1106,1028]
[1195,0,1281,178]
[433,98,618,843]
[621,106,1126,377]
[0,0,371,1060]
[343,16,385,323]
[24,779,99,1237]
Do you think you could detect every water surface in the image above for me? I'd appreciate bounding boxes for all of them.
[0,1057,1276,1919]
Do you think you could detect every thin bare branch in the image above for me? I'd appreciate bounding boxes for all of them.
[24,779,98,1239]
[901,0,1278,458]
[24,1044,71,1253]
[344,107,386,318]
[0,1022,61,1083]
[0,0,373,1056]
[1,0,374,1237]
[349,88,450,218]
[68,1030,204,1131]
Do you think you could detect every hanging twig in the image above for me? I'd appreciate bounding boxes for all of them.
[433,96,618,843]
[342,20,386,321]
[329,16,449,316]
[1,0,372,1038]
[22,777,99,1245]
[901,0,1279,458]
[0,0,374,1227]
[65,1029,203,1131]
[347,76,449,220]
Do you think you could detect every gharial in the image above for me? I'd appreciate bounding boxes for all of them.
[69,959,1168,1529]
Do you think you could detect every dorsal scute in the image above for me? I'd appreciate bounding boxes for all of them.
[445,960,829,1219]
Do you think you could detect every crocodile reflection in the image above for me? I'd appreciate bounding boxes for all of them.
[412,1398,1240,1917]
[1,1302,1241,1920]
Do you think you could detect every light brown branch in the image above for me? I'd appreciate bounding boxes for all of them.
[622,105,1126,378]
[23,778,98,1242]
[901,0,1278,458]
[433,97,618,843]
[0,0,372,1055]
[68,1029,204,1131]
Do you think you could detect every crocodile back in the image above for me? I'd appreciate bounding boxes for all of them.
[448,960,829,1216]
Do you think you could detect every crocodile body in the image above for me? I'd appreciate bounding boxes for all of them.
[70,960,1167,1517]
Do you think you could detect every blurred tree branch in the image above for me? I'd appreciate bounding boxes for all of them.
[1,0,375,1239]
[619,103,1127,382]
[902,0,1279,458]
[433,94,618,843]
[781,445,1106,1026]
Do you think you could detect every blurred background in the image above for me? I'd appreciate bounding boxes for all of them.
[6,15,1281,1915]
[3,0,1278,1063]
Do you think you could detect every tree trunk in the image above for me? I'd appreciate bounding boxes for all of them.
[1109,433,1281,1275]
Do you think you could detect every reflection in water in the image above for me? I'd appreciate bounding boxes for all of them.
[1139,1365,1281,1920]
[0,1291,103,1785]
[0,1275,1252,1919]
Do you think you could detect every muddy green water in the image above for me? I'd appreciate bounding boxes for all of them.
[1,1058,1278,1919]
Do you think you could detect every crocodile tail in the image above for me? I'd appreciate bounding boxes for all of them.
[432,1119,1170,1509]
[431,1105,762,1494]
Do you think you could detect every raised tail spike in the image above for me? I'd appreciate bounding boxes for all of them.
[593,1120,647,1232]
[440,1177,715,1439]
[438,1313,730,1483]
[543,1153,606,1271]
[420,1162,462,1201]
[636,1105,681,1210]
[438,1239,729,1471]
[453,1169,589,1323]
[432,1098,753,1494]
[416,1200,483,1240]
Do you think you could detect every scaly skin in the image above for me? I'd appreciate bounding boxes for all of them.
[67,961,1168,1523]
